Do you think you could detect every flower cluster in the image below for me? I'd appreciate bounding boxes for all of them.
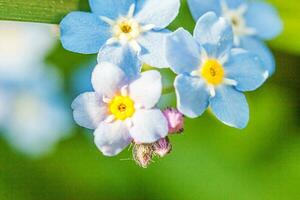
[61,0,282,167]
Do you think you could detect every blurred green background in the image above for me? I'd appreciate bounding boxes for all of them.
[0,0,300,199]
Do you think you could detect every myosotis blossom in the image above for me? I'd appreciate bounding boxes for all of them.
[165,12,267,129]
[60,0,180,68]
[187,0,283,75]
[71,48,168,156]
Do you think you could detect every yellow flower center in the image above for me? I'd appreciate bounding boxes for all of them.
[109,95,135,121]
[200,59,225,85]
[120,22,132,33]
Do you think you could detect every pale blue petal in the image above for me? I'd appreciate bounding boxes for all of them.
[138,30,171,68]
[98,44,142,81]
[135,0,180,29]
[71,92,107,130]
[188,0,246,21]
[89,0,135,20]
[245,2,283,40]
[94,121,132,156]
[240,36,275,75]
[210,86,249,129]
[224,48,266,92]
[165,28,201,74]
[60,12,110,54]
[225,0,246,8]
[174,75,210,118]
[188,0,221,21]
[129,70,162,109]
[194,12,233,58]
[91,62,127,98]
[130,109,168,143]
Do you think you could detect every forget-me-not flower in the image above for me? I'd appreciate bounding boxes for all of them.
[60,0,180,68]
[165,12,267,129]
[71,47,168,156]
[0,22,71,157]
[187,0,283,75]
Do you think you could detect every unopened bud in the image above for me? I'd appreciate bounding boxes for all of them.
[153,137,172,157]
[163,108,184,134]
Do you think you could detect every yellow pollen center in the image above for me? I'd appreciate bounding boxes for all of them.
[201,59,225,85]
[120,23,132,33]
[109,95,135,121]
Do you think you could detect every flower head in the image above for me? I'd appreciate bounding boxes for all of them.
[60,0,180,68]
[187,0,283,75]
[165,12,267,129]
[163,108,184,134]
[153,137,172,157]
[71,49,168,156]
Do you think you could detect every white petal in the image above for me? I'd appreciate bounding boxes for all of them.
[94,121,132,156]
[129,109,168,143]
[129,70,162,109]
[91,62,127,98]
[71,92,107,129]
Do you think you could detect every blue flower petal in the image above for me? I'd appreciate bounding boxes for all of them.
[224,48,266,92]
[188,0,246,21]
[60,12,110,54]
[194,12,233,58]
[89,0,135,20]
[245,2,283,40]
[94,121,132,156]
[174,75,210,118]
[91,62,127,98]
[210,85,249,129]
[129,70,162,109]
[71,92,107,129]
[98,44,142,81]
[135,0,180,29]
[138,30,171,68]
[240,36,275,75]
[225,0,246,8]
[130,109,168,143]
[165,28,201,74]
[188,0,221,21]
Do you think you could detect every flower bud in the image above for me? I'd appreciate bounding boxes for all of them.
[132,143,153,168]
[163,108,184,134]
[153,137,172,157]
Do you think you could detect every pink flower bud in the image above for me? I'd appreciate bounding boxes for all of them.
[132,144,153,168]
[163,108,184,134]
[153,137,172,157]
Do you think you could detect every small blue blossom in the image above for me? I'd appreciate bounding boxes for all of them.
[60,0,180,68]
[165,12,267,129]
[0,22,71,157]
[71,48,168,156]
[187,0,283,75]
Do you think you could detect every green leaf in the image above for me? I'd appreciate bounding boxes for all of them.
[0,0,89,24]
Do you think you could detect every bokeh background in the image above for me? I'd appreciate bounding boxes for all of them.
[0,0,299,199]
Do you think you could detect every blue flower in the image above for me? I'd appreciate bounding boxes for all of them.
[71,48,168,156]
[0,22,72,157]
[165,12,267,129]
[0,67,71,157]
[187,0,283,75]
[60,0,180,68]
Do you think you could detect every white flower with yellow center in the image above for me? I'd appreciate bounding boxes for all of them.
[72,61,168,156]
